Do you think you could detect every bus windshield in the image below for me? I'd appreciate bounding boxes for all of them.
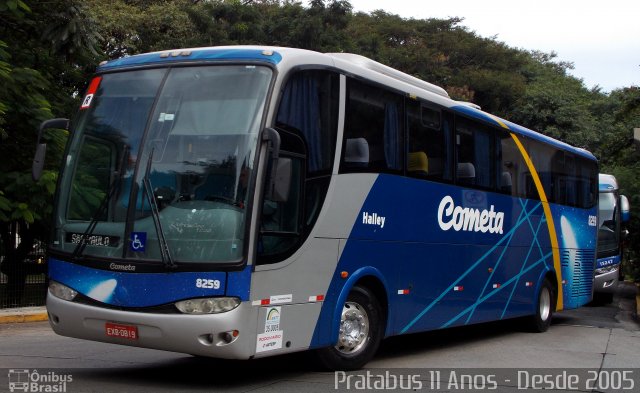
[597,192,619,255]
[53,65,273,265]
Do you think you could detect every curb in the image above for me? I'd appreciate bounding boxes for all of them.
[0,307,48,324]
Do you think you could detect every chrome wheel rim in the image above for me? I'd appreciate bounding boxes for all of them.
[539,287,551,321]
[335,301,369,355]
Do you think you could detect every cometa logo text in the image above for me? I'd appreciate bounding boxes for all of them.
[437,196,505,234]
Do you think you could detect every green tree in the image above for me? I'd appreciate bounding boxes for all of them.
[505,51,600,149]
[88,0,196,57]
[0,0,99,305]
[0,35,55,304]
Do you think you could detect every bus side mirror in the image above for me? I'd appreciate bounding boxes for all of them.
[32,118,69,181]
[620,194,630,223]
[32,144,47,181]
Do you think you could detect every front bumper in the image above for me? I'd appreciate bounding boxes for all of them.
[47,291,257,359]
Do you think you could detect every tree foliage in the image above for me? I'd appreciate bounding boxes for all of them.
[0,0,96,304]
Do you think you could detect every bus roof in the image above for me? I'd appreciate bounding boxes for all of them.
[97,47,285,70]
[97,45,596,161]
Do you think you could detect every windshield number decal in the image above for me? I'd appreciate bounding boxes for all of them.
[196,278,220,290]
[81,94,94,109]
[80,76,102,110]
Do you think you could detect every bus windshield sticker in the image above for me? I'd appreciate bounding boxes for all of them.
[269,294,292,305]
[157,113,175,122]
[130,232,147,252]
[265,306,281,333]
[80,76,102,110]
[256,330,283,353]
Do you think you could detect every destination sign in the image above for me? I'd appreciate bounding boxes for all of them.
[66,233,119,247]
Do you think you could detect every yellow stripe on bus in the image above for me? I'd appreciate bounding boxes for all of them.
[509,133,564,311]
[486,113,509,130]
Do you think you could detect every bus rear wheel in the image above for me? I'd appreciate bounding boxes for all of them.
[316,286,383,370]
[528,278,555,332]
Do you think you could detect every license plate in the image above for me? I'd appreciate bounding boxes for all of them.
[105,322,138,340]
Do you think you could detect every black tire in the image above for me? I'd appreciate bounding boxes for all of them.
[316,286,384,371]
[527,279,555,332]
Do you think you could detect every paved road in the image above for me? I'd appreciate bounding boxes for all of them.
[0,283,638,392]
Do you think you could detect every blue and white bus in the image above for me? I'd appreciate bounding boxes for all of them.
[595,174,630,302]
[36,46,598,370]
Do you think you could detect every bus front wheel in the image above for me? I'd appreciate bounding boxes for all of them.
[316,286,383,370]
[528,278,555,332]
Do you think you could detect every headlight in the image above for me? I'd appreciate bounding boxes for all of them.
[175,297,240,314]
[49,281,78,301]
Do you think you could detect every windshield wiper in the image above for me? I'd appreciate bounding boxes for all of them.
[71,146,129,261]
[142,148,176,269]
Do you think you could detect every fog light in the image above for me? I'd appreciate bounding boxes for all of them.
[220,330,239,344]
[49,281,78,301]
[175,297,240,314]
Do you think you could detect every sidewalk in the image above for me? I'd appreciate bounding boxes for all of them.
[0,306,48,324]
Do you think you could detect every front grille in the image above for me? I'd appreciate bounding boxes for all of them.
[73,292,180,314]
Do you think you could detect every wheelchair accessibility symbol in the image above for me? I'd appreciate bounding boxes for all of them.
[130,232,147,252]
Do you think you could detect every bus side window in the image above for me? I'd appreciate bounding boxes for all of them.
[257,128,305,263]
[344,137,370,167]
[526,138,556,203]
[341,78,403,173]
[455,117,494,190]
[259,155,303,258]
[523,173,538,200]
[498,129,521,196]
[579,157,598,208]
[406,100,449,181]
[276,71,337,175]
[259,69,339,265]
[549,151,597,209]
